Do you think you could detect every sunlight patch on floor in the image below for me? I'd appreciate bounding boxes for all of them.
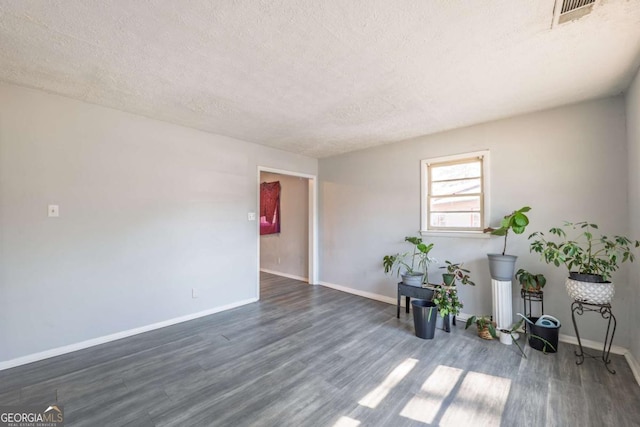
[357,358,419,409]
[439,371,511,427]
[332,416,361,427]
[399,365,464,424]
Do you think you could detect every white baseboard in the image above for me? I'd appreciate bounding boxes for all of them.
[260,268,308,283]
[454,312,471,322]
[318,280,472,323]
[319,281,397,305]
[557,333,627,356]
[625,351,640,386]
[0,297,258,371]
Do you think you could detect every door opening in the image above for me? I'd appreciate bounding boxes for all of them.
[256,167,318,298]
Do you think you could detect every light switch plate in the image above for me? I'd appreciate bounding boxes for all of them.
[248,212,256,221]
[48,205,59,217]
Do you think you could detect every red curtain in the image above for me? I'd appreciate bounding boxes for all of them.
[260,181,281,235]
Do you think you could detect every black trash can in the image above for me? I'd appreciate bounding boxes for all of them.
[411,300,438,339]
[528,317,560,353]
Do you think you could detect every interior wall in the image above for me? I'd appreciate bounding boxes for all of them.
[626,65,640,361]
[0,83,317,365]
[319,95,629,346]
[260,172,309,279]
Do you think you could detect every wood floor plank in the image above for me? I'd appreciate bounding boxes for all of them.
[499,374,548,427]
[1,271,638,427]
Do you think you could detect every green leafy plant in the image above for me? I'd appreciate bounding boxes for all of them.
[442,261,475,286]
[483,206,531,255]
[465,315,497,338]
[383,236,435,284]
[515,269,546,292]
[529,221,640,281]
[433,286,463,318]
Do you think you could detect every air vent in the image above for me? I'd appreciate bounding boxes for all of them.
[561,0,595,14]
[552,0,596,26]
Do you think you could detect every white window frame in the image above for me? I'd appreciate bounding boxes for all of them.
[420,150,490,238]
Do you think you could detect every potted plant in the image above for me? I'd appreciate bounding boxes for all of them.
[465,316,557,357]
[515,269,546,292]
[433,286,463,332]
[465,315,497,340]
[529,221,639,304]
[483,206,531,280]
[441,261,476,286]
[433,262,474,332]
[383,236,435,286]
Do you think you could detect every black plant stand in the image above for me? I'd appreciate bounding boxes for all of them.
[520,289,544,333]
[571,300,617,374]
[397,283,456,332]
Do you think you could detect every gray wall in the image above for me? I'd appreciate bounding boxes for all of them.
[627,65,640,361]
[319,96,630,345]
[260,172,309,279]
[0,83,317,363]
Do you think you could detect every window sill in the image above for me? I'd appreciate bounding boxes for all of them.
[420,230,491,239]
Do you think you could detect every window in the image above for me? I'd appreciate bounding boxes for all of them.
[421,151,489,234]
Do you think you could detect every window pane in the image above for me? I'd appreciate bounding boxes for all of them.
[431,178,481,196]
[422,151,488,232]
[430,196,480,212]
[430,212,481,229]
[431,161,481,181]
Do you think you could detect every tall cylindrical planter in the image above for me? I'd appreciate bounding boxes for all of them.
[492,278,514,345]
[487,254,518,281]
[411,300,437,339]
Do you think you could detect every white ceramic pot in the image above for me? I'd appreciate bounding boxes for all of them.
[565,278,614,305]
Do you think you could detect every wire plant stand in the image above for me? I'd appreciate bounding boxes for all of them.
[571,300,617,374]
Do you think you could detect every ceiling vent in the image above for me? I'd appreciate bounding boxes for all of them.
[552,0,596,26]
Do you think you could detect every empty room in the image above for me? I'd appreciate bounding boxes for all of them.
[2,1,640,426]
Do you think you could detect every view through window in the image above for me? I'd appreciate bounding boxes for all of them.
[422,152,488,232]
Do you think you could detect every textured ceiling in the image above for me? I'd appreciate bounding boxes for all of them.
[1,1,640,158]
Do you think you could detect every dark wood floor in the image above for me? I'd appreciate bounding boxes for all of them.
[1,272,639,426]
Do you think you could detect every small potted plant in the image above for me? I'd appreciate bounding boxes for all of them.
[529,221,639,304]
[383,236,435,286]
[465,315,497,340]
[465,316,557,357]
[483,206,531,280]
[515,269,546,292]
[433,286,463,332]
[441,261,476,286]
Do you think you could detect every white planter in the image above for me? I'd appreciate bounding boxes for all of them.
[491,279,513,345]
[565,278,614,305]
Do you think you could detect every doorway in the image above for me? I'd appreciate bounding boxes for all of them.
[256,167,318,298]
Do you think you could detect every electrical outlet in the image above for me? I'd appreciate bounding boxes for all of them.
[192,288,198,298]
[248,212,256,221]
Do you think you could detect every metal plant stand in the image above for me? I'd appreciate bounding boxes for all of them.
[520,289,544,333]
[571,300,617,374]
